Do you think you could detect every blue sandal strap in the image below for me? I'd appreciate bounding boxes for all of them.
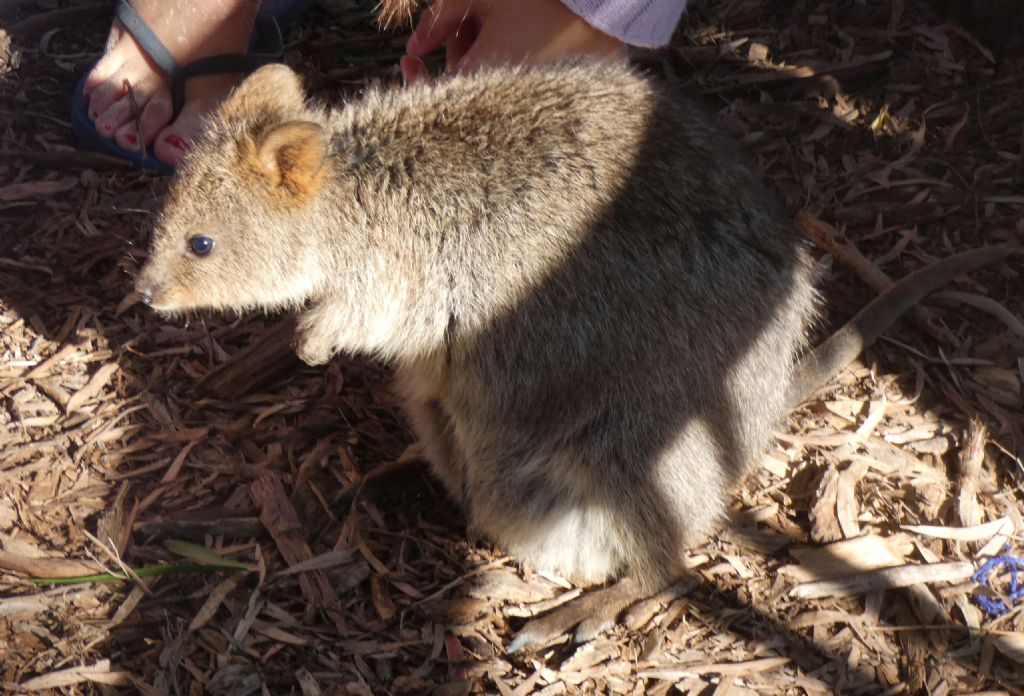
[178,13,284,82]
[172,12,283,112]
[113,0,181,81]
[181,52,280,77]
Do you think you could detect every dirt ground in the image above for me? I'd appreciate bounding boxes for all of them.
[1,0,1022,694]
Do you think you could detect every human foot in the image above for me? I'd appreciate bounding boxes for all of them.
[83,0,262,167]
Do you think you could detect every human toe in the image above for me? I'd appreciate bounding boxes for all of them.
[153,124,192,167]
[113,122,141,152]
[112,90,173,151]
[85,71,127,122]
[139,92,174,142]
[93,92,138,137]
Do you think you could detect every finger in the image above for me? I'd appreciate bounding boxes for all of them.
[445,14,479,71]
[400,55,429,86]
[405,0,474,58]
[451,20,503,74]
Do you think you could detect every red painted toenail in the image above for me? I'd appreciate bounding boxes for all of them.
[91,111,99,119]
[166,135,188,151]
[125,133,137,146]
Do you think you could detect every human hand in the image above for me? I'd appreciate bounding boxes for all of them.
[400,0,623,84]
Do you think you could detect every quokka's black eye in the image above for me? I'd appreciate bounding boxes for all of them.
[188,235,214,256]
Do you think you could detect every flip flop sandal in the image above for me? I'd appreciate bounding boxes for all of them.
[261,0,317,33]
[71,0,313,175]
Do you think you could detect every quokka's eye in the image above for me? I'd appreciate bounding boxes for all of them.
[188,235,215,256]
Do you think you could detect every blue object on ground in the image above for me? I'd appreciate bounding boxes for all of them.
[972,553,1024,617]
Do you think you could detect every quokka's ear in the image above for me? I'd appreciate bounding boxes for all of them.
[249,120,328,200]
[220,64,307,122]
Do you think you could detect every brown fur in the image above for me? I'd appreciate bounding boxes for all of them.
[250,121,328,201]
[137,59,821,593]
[375,0,423,28]
[218,62,307,121]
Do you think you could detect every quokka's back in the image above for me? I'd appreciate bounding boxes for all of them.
[321,61,821,590]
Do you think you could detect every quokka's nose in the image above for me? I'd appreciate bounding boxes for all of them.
[134,275,158,306]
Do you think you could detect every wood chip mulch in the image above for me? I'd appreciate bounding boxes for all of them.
[1,0,1022,693]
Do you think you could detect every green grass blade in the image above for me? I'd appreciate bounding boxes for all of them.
[163,539,253,570]
[31,562,247,585]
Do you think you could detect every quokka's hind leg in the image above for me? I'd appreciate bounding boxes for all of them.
[506,577,643,653]
[336,446,430,510]
[336,390,466,510]
[506,575,699,653]
[392,370,467,503]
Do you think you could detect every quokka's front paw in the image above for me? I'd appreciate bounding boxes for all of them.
[292,320,335,366]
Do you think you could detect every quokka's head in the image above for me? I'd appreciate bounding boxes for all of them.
[135,64,332,315]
